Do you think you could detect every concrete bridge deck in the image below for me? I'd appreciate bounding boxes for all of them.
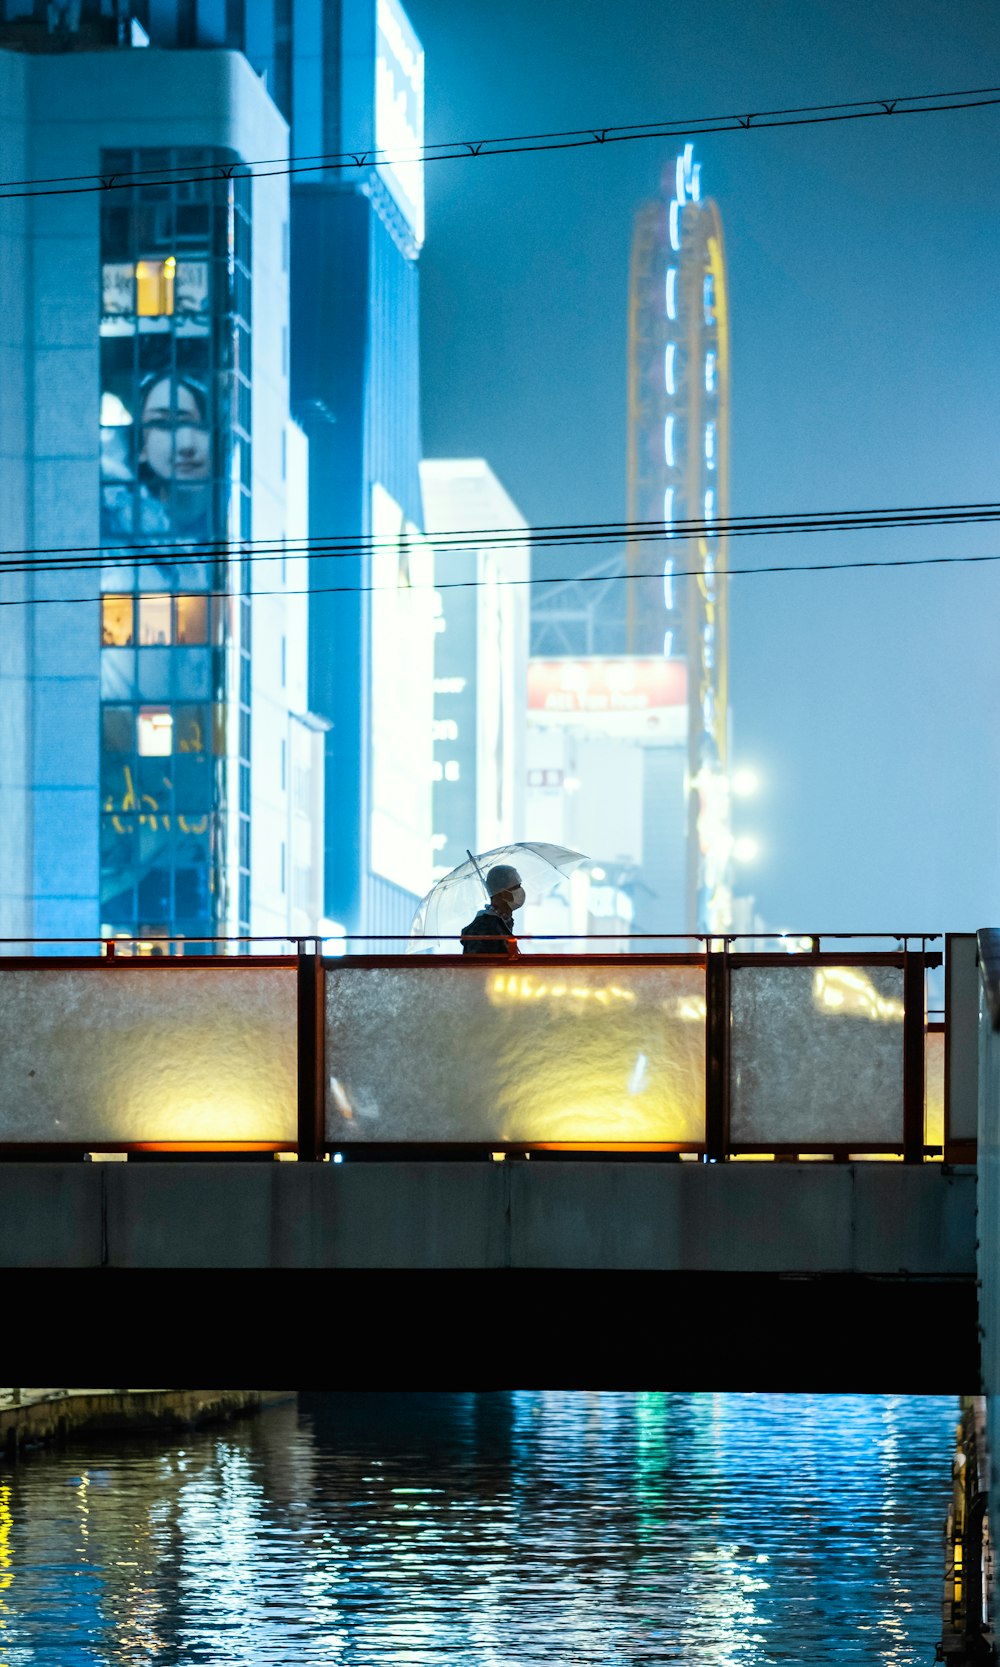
[1,1159,977,1392]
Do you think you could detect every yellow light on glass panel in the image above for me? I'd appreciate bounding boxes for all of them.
[488,971,636,1007]
[137,708,173,757]
[135,255,176,316]
[812,966,904,1022]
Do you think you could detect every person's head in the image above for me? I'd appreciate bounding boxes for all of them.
[138,375,211,486]
[486,863,525,912]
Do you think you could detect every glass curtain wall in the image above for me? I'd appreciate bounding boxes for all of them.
[98,150,251,951]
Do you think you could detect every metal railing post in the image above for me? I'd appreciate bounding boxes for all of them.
[296,940,326,1161]
[902,944,926,1163]
[705,942,731,1161]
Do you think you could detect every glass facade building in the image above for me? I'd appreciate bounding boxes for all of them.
[97,153,252,943]
[107,0,433,940]
[0,35,321,950]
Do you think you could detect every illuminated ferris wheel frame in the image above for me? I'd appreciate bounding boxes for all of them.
[627,142,731,932]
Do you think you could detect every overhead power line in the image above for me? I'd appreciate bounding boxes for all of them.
[4,544,1000,611]
[0,500,998,582]
[0,83,996,201]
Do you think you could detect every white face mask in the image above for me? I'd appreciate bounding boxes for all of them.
[510,885,526,911]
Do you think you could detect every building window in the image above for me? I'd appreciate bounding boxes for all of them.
[102,594,133,646]
[175,594,208,645]
[138,593,172,646]
[137,708,173,756]
[136,256,176,317]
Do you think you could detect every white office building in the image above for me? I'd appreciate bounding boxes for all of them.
[420,459,530,882]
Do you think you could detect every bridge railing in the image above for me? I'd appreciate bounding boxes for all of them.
[0,932,975,1160]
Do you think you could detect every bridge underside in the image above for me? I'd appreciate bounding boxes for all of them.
[1,1161,977,1391]
[4,1269,976,1393]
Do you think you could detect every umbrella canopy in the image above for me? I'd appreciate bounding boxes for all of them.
[409,841,591,947]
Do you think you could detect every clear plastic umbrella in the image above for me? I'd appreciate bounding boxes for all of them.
[409,841,591,950]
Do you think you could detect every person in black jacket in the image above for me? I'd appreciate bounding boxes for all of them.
[460,864,525,956]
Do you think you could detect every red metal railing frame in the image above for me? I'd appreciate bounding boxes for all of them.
[0,938,946,1161]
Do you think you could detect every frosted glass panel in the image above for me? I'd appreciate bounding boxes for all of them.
[325,963,706,1144]
[925,1029,944,1150]
[730,965,904,1145]
[0,968,296,1142]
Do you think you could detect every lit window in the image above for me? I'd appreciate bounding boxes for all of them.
[102,594,133,647]
[432,719,459,742]
[705,422,716,466]
[704,489,716,522]
[663,487,674,526]
[705,351,716,393]
[138,594,171,646]
[135,256,176,317]
[664,343,675,395]
[443,760,460,782]
[174,595,208,644]
[703,272,715,323]
[137,708,173,756]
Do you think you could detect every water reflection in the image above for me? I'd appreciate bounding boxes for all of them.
[0,1393,955,1664]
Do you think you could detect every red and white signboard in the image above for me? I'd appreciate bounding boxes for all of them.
[527,657,687,742]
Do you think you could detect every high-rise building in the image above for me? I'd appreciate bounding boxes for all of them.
[98,0,431,940]
[529,143,733,937]
[285,0,429,941]
[420,459,530,881]
[0,17,325,949]
[0,0,431,949]
[627,143,732,932]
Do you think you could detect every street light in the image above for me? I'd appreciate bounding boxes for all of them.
[732,834,759,864]
[731,767,760,798]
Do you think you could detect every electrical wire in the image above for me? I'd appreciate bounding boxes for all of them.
[0,83,996,200]
[0,500,998,581]
[4,543,1000,610]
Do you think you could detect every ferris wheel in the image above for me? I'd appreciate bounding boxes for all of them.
[626,144,732,931]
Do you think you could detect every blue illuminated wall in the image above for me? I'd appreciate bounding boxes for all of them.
[292,180,423,936]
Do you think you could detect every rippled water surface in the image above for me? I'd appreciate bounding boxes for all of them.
[0,1393,956,1664]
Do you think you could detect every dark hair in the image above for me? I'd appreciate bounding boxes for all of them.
[138,371,210,426]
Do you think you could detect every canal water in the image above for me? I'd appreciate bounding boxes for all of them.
[0,1393,956,1665]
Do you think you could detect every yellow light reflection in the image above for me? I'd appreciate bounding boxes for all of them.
[488,972,636,1006]
[812,967,904,1022]
[0,1480,12,1658]
[485,971,704,1143]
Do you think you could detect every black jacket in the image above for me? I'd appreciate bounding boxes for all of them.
[460,906,518,956]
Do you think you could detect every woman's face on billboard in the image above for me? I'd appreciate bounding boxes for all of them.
[139,378,210,483]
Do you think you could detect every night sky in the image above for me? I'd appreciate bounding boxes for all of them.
[409,0,1000,934]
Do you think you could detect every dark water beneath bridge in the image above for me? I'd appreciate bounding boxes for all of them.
[0,1393,957,1664]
